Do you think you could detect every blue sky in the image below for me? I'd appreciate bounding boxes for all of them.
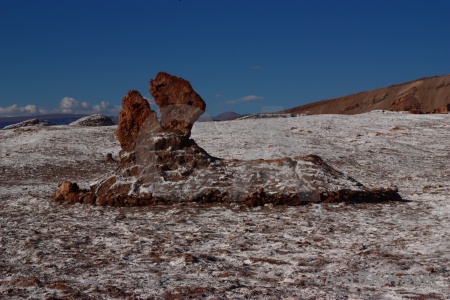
[1,0,449,117]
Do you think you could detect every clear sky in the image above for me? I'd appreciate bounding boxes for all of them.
[1,0,449,117]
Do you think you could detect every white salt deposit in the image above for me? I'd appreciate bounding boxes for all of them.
[0,113,449,298]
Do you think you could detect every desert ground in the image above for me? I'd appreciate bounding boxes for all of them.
[0,111,449,299]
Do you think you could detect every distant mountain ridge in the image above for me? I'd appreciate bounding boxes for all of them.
[280,74,450,115]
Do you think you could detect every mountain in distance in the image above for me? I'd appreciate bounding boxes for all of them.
[0,114,119,129]
[280,74,450,115]
[213,111,245,121]
[198,111,246,122]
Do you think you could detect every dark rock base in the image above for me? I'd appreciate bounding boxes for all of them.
[54,181,402,207]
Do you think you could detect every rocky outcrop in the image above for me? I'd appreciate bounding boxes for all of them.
[115,90,155,152]
[69,114,115,126]
[3,119,55,130]
[150,72,206,136]
[54,72,402,207]
[54,181,81,203]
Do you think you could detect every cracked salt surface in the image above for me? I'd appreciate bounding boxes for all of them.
[0,112,449,299]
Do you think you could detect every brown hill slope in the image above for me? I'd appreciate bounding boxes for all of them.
[282,74,450,115]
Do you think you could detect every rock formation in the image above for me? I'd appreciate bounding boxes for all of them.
[69,114,115,126]
[3,119,55,130]
[115,90,154,152]
[150,72,206,136]
[54,72,402,207]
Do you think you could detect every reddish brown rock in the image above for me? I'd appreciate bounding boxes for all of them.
[82,194,97,205]
[431,104,450,114]
[115,90,160,152]
[150,72,206,136]
[96,196,107,206]
[408,109,423,114]
[66,192,81,204]
[54,181,80,201]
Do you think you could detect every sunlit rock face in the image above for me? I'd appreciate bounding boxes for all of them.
[115,90,155,152]
[150,71,206,137]
[53,72,402,207]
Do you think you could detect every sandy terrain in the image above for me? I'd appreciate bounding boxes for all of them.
[0,111,449,299]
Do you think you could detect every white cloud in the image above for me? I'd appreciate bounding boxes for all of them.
[0,104,20,115]
[0,97,121,117]
[57,97,121,115]
[0,104,41,117]
[240,95,263,102]
[59,97,91,113]
[22,104,38,114]
[93,102,107,111]
[93,101,121,114]
[226,95,263,105]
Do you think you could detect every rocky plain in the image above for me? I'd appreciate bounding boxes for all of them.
[0,74,449,299]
